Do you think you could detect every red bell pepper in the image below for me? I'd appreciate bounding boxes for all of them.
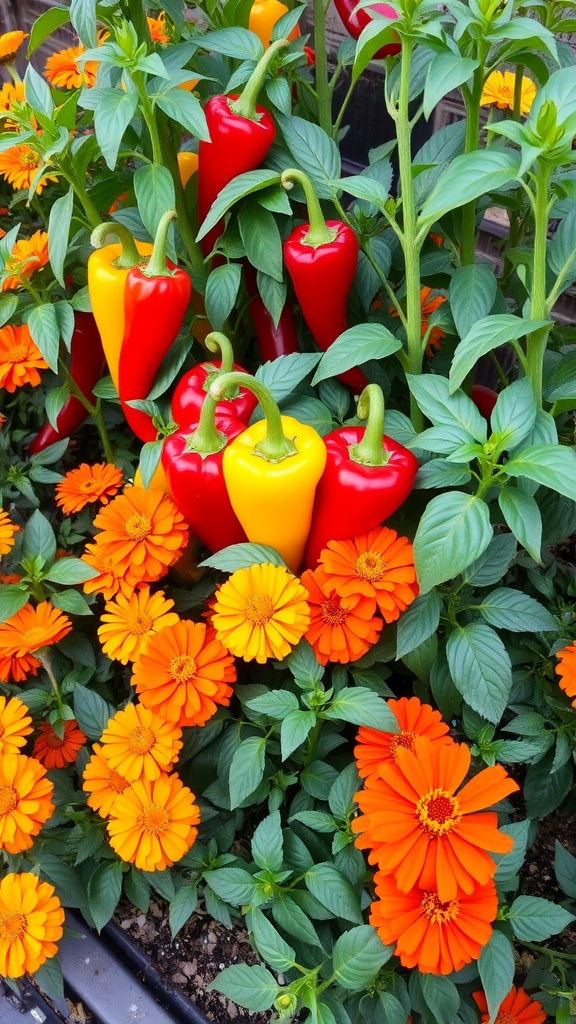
[118,210,191,443]
[161,392,247,554]
[281,168,367,393]
[28,312,105,454]
[171,331,257,427]
[332,0,400,57]
[303,383,418,569]
[244,264,299,361]
[471,384,498,419]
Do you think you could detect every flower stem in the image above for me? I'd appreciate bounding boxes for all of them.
[460,66,484,265]
[37,648,63,712]
[59,359,115,464]
[526,162,553,408]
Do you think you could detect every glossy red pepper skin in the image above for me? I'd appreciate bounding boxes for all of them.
[283,221,367,392]
[245,264,299,361]
[332,0,400,57]
[303,426,418,569]
[162,413,248,553]
[172,360,257,427]
[471,384,498,419]
[28,313,105,455]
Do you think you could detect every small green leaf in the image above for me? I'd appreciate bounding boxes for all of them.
[205,263,242,332]
[209,964,279,1011]
[251,908,295,971]
[23,509,56,564]
[27,6,70,56]
[505,444,576,500]
[277,113,340,197]
[203,867,257,906]
[281,710,316,759]
[449,263,497,341]
[498,487,542,563]
[155,88,209,140]
[134,163,176,241]
[256,352,321,402]
[196,170,281,242]
[462,533,517,587]
[420,974,460,1024]
[94,89,139,170]
[491,378,537,450]
[199,543,286,571]
[449,315,550,393]
[229,736,267,808]
[305,864,363,923]
[478,931,515,1024]
[324,688,399,730]
[169,884,198,939]
[73,687,113,741]
[311,324,401,385]
[87,861,123,932]
[246,690,299,719]
[508,895,575,941]
[446,623,512,724]
[413,492,493,593]
[477,588,556,632]
[423,53,477,120]
[0,585,29,624]
[251,811,284,873]
[396,591,442,659]
[44,557,99,585]
[420,149,520,226]
[407,373,487,442]
[27,303,60,372]
[332,925,393,990]
[555,841,576,899]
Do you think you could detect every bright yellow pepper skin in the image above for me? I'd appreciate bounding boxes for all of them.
[249,0,299,47]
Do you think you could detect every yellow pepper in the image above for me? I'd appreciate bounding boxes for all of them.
[177,150,198,189]
[209,373,326,572]
[249,0,300,47]
[87,224,153,392]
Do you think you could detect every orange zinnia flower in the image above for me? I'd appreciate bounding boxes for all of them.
[90,487,189,585]
[0,695,33,755]
[0,601,71,658]
[0,323,49,393]
[148,13,170,44]
[370,870,497,975]
[132,619,236,728]
[0,753,54,853]
[480,70,536,116]
[45,44,99,89]
[473,986,546,1024]
[420,287,447,356]
[0,872,64,979]
[555,643,576,705]
[55,462,124,515]
[352,735,519,902]
[82,743,131,818]
[301,566,382,666]
[82,541,142,600]
[0,508,18,555]
[0,31,28,65]
[97,585,179,664]
[107,772,200,871]
[355,696,451,779]
[0,143,56,194]
[319,526,419,624]
[0,651,40,684]
[32,719,86,769]
[2,229,49,291]
[99,702,182,782]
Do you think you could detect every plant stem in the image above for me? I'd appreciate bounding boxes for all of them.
[58,162,102,231]
[59,359,115,464]
[526,162,553,408]
[313,0,332,136]
[37,649,63,712]
[461,66,484,265]
[512,64,524,121]
[156,113,205,279]
[133,73,164,165]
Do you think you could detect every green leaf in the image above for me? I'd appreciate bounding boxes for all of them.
[311,324,401,385]
[396,591,442,659]
[229,736,267,808]
[246,690,299,719]
[272,896,323,948]
[352,16,400,83]
[34,957,64,1001]
[413,491,493,593]
[415,458,472,489]
[477,588,556,632]
[419,150,520,226]
[87,861,123,932]
[491,378,537,450]
[239,202,283,282]
[555,841,576,899]
[94,89,138,170]
[329,763,359,821]
[251,811,283,873]
[525,749,573,817]
[27,6,70,55]
[505,444,576,500]
[0,293,17,328]
[280,395,334,436]
[449,315,550,393]
[332,926,392,991]
[199,542,286,571]
[202,27,264,60]
[446,622,512,724]
[27,303,60,372]
[196,170,281,242]
[73,687,113,741]
[494,820,531,885]
[462,533,517,587]
[169,883,198,939]
[281,710,316,759]
[449,264,497,341]
[203,867,257,905]
[305,864,363,923]
[256,352,321,403]
[44,557,99,585]
[286,639,325,684]
[0,585,29,624]
[205,262,242,332]
[277,113,340,197]
[23,509,56,564]
[70,0,97,45]
[333,174,389,208]
[124,869,150,914]
[423,54,477,120]
[209,964,279,1011]
[324,688,399,730]
[543,351,576,403]
[508,895,575,941]
[51,590,93,616]
[134,163,176,241]
[251,908,295,971]
[478,932,515,1024]
[548,205,576,296]
[154,88,209,140]
[406,373,487,442]
[420,974,460,1024]
[24,63,54,119]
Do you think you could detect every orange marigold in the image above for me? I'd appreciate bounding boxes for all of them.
[90,486,189,584]
[473,986,546,1024]
[32,719,86,769]
[420,287,447,356]
[0,508,18,555]
[301,566,382,666]
[0,753,54,853]
[97,585,179,665]
[82,743,131,818]
[0,651,40,684]
[132,619,236,728]
[99,702,182,782]
[370,871,497,975]
[319,526,419,623]
[0,323,49,393]
[45,44,99,89]
[148,13,170,44]
[82,541,143,600]
[355,696,450,779]
[0,695,33,755]
[352,735,519,903]
[55,461,124,515]
[555,643,576,706]
[0,601,71,658]
[107,772,200,870]
[0,31,28,65]
[2,229,49,291]
[0,872,64,979]
[0,143,56,193]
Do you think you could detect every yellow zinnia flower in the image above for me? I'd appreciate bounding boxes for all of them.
[0,508,18,556]
[97,585,179,664]
[107,772,200,870]
[83,743,131,818]
[0,695,33,755]
[480,70,536,116]
[99,702,183,782]
[0,873,64,979]
[0,31,28,66]
[0,753,55,853]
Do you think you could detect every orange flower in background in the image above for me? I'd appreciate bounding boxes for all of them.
[97,585,179,664]
[0,31,28,65]
[352,735,519,902]
[32,719,86,769]
[0,695,33,755]
[0,651,40,684]
[0,143,56,194]
[320,526,419,624]
[0,81,28,131]
[0,872,64,979]
[82,743,130,818]
[0,509,18,555]
[370,871,497,975]
[355,696,451,779]
[107,772,200,871]
[148,12,170,44]
[82,541,142,601]
[0,753,54,853]
[555,643,576,705]
[480,70,536,116]
[2,229,49,291]
[0,323,49,393]
[132,619,236,728]
[301,566,382,666]
[420,287,447,356]
[473,986,546,1024]
[0,601,71,658]
[211,563,310,664]
[45,44,99,89]
[55,462,124,515]
[99,702,183,782]
[91,487,189,584]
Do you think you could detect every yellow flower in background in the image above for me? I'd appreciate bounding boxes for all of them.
[0,31,28,66]
[0,81,27,131]
[2,229,49,292]
[0,873,64,979]
[0,509,18,556]
[45,44,99,89]
[480,70,536,116]
[0,143,56,194]
[0,695,33,756]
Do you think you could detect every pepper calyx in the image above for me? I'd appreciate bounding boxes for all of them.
[209,371,298,461]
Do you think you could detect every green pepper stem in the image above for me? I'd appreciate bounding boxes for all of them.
[142,209,178,278]
[230,39,290,120]
[205,332,235,374]
[209,371,297,462]
[184,393,227,458]
[348,384,389,466]
[281,168,336,247]
[90,221,142,269]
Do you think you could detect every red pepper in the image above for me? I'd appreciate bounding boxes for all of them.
[197,40,289,260]
[332,0,400,57]
[118,210,191,443]
[171,331,257,427]
[282,168,367,393]
[303,384,418,569]
[245,264,299,361]
[28,312,105,455]
[471,384,498,419]
[162,392,247,553]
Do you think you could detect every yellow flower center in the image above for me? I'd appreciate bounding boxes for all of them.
[4,256,19,273]
[128,725,155,755]
[0,909,26,940]
[169,654,197,684]
[128,612,153,636]
[416,788,461,836]
[355,551,386,582]
[9,342,30,361]
[109,770,129,794]
[22,626,48,648]
[0,785,18,816]
[20,150,40,169]
[495,1013,517,1024]
[125,513,151,541]
[420,890,459,924]
[389,731,415,759]
[80,477,99,492]
[139,803,169,836]
[244,593,275,625]
[320,596,347,625]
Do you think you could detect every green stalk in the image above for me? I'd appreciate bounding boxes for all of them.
[281,168,336,246]
[184,394,227,457]
[230,40,289,120]
[58,161,102,231]
[526,162,553,407]
[348,384,388,465]
[156,112,204,278]
[59,359,115,464]
[90,221,142,269]
[200,332,242,397]
[460,65,484,265]
[313,0,332,136]
[141,209,177,278]
[126,0,151,43]
[133,72,164,165]
[512,64,524,121]
[209,371,297,461]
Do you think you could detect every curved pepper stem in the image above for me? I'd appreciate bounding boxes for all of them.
[184,393,227,459]
[90,221,142,269]
[230,39,290,120]
[281,168,337,248]
[209,371,297,462]
[205,331,235,375]
[141,209,178,278]
[348,384,389,466]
